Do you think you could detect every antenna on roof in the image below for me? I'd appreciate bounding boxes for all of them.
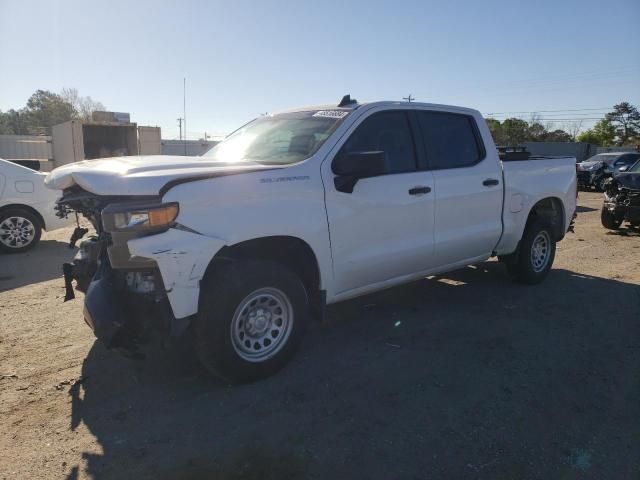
[338,94,357,107]
[403,94,415,102]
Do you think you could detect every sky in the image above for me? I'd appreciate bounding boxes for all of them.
[1,0,639,139]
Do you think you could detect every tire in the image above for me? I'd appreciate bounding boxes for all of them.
[194,260,308,383]
[597,177,608,192]
[506,219,556,285]
[600,206,622,230]
[0,208,42,253]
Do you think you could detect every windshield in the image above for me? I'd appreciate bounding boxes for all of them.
[203,110,348,165]
[585,154,618,165]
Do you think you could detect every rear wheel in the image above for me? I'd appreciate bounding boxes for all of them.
[0,208,42,253]
[600,206,622,230]
[195,260,308,383]
[504,219,556,285]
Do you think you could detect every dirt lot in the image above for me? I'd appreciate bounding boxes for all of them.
[1,191,639,480]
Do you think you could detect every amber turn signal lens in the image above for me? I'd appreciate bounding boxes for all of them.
[148,204,179,226]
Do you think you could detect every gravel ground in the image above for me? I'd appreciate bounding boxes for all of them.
[1,191,639,480]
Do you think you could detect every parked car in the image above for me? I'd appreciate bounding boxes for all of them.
[46,97,577,382]
[601,159,640,230]
[577,152,640,191]
[0,158,70,253]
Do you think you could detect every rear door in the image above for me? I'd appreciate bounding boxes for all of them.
[323,109,435,295]
[415,111,503,266]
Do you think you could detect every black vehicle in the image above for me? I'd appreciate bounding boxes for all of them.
[601,159,640,230]
[577,152,640,191]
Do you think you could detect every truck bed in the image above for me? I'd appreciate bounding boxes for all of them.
[496,156,577,255]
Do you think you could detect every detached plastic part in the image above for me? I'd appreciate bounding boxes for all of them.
[63,263,76,301]
[83,262,127,347]
[68,227,89,249]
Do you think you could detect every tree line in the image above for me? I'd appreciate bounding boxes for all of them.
[0,88,105,136]
[2,89,639,148]
[486,102,640,147]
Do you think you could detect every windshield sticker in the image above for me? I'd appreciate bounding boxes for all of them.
[313,110,349,119]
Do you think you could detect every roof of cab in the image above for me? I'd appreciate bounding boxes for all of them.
[273,100,480,116]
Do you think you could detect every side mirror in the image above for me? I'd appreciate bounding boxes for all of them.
[332,151,386,193]
[618,165,629,172]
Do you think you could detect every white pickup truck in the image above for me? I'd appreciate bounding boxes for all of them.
[46,96,577,382]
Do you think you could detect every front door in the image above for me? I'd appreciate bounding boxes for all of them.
[323,109,436,295]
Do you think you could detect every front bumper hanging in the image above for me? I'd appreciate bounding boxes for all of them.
[62,235,174,357]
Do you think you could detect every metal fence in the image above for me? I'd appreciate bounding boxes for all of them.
[595,146,640,155]
[161,139,219,156]
[0,135,53,170]
[522,142,596,162]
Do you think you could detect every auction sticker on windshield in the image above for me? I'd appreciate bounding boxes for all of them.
[313,110,349,119]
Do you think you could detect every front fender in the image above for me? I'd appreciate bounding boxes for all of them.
[128,229,225,319]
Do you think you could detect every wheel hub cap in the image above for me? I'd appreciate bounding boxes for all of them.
[230,287,294,362]
[530,231,551,272]
[0,216,35,248]
[246,308,272,336]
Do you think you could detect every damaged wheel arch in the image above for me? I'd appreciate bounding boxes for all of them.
[202,235,325,322]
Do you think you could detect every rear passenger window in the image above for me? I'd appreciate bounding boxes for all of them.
[417,111,484,169]
[340,111,417,174]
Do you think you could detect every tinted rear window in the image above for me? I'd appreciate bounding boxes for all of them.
[417,111,484,169]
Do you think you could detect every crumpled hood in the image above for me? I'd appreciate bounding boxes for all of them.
[45,155,278,196]
[615,172,640,191]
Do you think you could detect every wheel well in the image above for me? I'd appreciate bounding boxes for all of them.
[0,204,45,229]
[527,197,565,240]
[206,236,321,297]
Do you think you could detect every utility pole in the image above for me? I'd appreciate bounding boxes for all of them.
[403,94,415,102]
[177,118,183,140]
[183,77,187,156]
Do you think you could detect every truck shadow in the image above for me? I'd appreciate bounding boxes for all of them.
[0,239,75,291]
[66,263,640,479]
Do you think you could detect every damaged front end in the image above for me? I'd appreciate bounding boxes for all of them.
[602,177,640,225]
[576,162,605,190]
[57,187,181,358]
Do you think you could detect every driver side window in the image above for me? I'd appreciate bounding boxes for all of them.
[340,111,417,174]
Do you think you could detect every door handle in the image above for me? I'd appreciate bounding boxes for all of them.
[408,186,432,195]
[483,178,500,187]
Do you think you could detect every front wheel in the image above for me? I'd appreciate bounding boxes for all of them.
[600,206,622,230]
[195,260,308,383]
[597,177,609,192]
[0,208,42,253]
[504,219,556,285]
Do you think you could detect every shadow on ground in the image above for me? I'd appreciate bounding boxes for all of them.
[575,205,597,213]
[0,239,75,291]
[66,263,640,479]
[605,224,640,237]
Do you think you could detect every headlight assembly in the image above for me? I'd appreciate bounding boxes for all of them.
[102,202,179,233]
